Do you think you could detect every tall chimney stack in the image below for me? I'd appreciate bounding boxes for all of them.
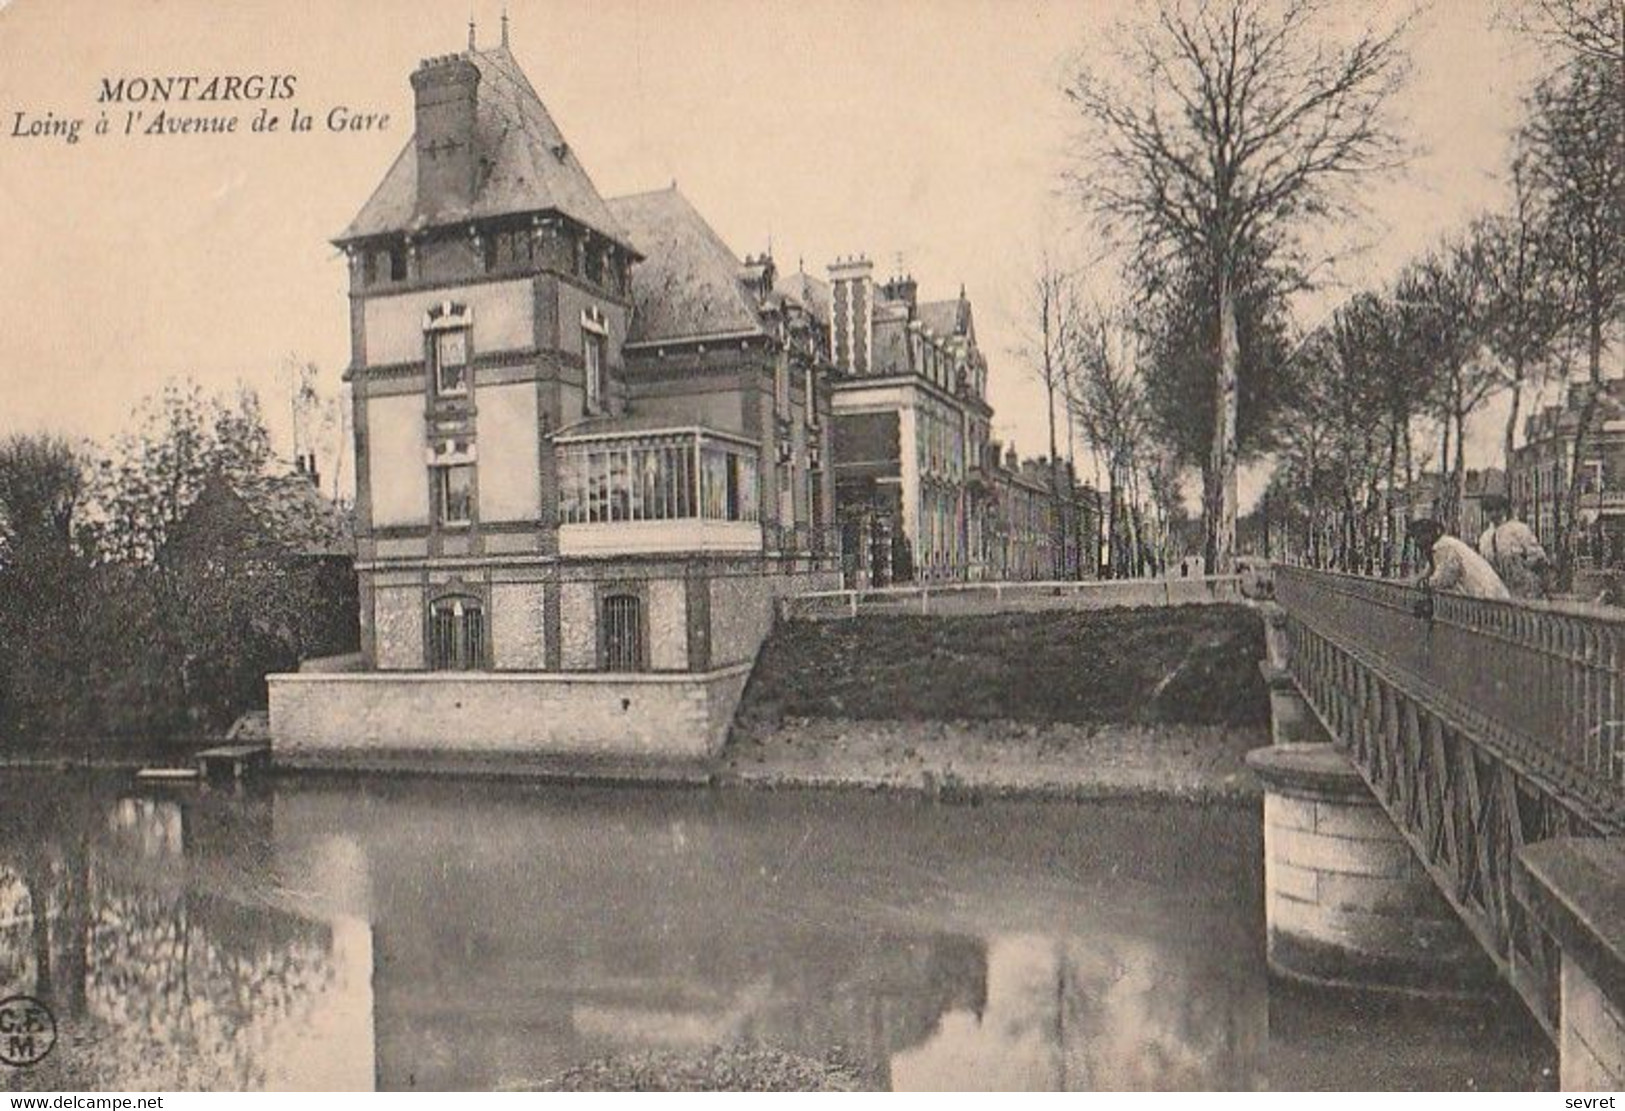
[828,255,874,376]
[411,54,482,218]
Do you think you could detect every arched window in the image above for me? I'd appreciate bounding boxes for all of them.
[429,595,485,671]
[601,593,644,672]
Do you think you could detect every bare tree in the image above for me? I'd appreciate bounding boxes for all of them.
[1505,0,1625,77]
[1064,0,1410,573]
[1072,303,1151,577]
[1019,256,1085,577]
[1469,156,1568,484]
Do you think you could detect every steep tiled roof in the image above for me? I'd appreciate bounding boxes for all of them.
[917,297,968,339]
[774,268,832,325]
[337,46,632,251]
[605,187,766,345]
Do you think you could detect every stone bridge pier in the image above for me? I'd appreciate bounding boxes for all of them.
[1249,603,1490,997]
[1250,570,1625,1091]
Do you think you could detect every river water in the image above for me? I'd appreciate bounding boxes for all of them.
[0,772,1551,1091]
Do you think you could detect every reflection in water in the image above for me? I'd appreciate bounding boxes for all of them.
[0,785,373,1091]
[0,774,1551,1091]
[894,931,1261,1091]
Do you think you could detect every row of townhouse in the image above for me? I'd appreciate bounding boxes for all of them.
[1510,382,1625,568]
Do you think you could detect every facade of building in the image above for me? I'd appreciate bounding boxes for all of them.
[270,29,1110,763]
[333,42,836,681]
[1510,383,1625,566]
[973,445,1100,582]
[810,260,1099,587]
[270,36,838,763]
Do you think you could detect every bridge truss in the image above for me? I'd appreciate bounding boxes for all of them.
[1274,566,1625,1039]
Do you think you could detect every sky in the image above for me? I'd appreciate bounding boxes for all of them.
[0,0,1548,505]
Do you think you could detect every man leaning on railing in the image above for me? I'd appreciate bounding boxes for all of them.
[1408,517,1512,610]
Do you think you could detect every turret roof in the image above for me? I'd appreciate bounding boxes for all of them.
[336,46,632,251]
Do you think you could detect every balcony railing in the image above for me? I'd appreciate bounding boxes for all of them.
[555,428,763,556]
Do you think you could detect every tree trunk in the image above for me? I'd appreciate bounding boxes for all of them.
[1065,399,1080,579]
[1383,422,1400,576]
[1204,273,1241,575]
[1107,469,1120,579]
[1504,361,1525,507]
[1453,404,1467,538]
[1560,304,1607,587]
[1439,419,1451,513]
[1045,376,1064,580]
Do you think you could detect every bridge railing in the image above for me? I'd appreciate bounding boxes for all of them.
[1274,565,1625,826]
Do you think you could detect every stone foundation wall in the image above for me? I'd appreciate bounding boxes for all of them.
[362,558,838,673]
[709,569,838,667]
[268,664,753,766]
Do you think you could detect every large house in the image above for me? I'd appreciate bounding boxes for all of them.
[269,34,838,763]
[269,29,1103,764]
[814,259,996,584]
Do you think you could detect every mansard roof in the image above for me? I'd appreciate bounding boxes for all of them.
[337,46,632,251]
[605,187,767,346]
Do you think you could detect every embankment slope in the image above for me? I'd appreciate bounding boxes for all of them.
[726,604,1270,798]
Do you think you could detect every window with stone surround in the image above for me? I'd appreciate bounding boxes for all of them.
[424,301,473,397]
[434,329,469,395]
[434,463,474,526]
[429,595,485,671]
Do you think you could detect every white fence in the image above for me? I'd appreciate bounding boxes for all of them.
[777,575,1245,621]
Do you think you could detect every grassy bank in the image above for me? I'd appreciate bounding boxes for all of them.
[728,604,1270,799]
[738,604,1269,731]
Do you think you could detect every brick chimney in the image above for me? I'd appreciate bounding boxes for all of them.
[411,54,482,218]
[880,272,917,310]
[828,255,874,376]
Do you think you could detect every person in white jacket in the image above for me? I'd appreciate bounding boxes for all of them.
[1476,495,1548,599]
[1410,517,1511,601]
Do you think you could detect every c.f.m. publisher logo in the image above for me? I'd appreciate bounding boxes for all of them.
[0,996,56,1067]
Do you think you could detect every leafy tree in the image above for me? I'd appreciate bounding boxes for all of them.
[86,381,274,566]
[1398,244,1499,535]
[1065,0,1411,572]
[0,436,91,745]
[1138,255,1295,477]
